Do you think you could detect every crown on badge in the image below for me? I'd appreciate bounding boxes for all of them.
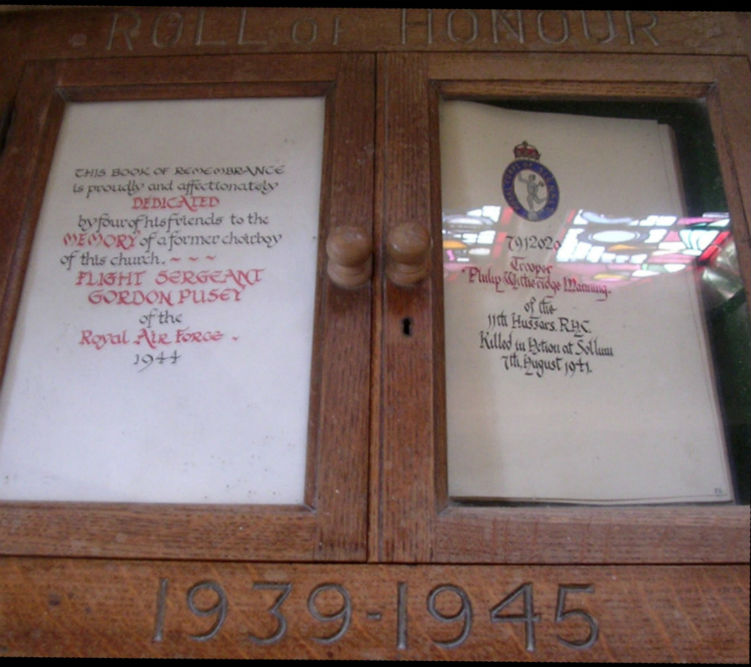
[513,141,541,161]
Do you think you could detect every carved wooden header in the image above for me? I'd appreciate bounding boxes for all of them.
[1,9,749,58]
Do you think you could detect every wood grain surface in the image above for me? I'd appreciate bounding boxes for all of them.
[0,8,748,661]
[0,559,748,661]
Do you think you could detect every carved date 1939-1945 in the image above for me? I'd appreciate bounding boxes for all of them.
[152,578,598,652]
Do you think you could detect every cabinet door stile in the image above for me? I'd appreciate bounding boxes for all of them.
[377,53,439,562]
[311,53,375,560]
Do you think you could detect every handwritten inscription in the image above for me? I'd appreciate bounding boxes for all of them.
[476,302,614,379]
[58,162,289,369]
[101,10,662,51]
[462,230,616,379]
[153,578,598,651]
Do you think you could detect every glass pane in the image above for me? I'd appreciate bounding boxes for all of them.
[0,96,325,504]
[441,98,749,505]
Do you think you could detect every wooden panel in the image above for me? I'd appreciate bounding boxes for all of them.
[0,53,374,561]
[710,57,751,290]
[0,558,747,661]
[427,51,721,81]
[435,506,751,564]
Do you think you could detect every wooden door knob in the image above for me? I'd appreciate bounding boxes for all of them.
[326,226,373,289]
[386,222,431,286]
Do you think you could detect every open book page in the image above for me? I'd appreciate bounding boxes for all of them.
[0,98,324,503]
[441,100,733,503]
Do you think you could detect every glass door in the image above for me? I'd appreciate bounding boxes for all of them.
[0,53,375,561]
[376,51,750,564]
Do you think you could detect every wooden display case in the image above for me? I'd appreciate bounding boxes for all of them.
[0,8,748,660]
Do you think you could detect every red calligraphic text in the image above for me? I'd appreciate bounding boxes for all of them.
[87,288,244,306]
[64,232,138,250]
[79,329,130,350]
[175,327,224,344]
[155,268,263,288]
[132,196,219,212]
[75,270,146,287]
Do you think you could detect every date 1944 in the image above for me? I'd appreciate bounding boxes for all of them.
[152,578,598,651]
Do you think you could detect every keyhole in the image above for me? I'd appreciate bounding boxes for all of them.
[402,317,412,337]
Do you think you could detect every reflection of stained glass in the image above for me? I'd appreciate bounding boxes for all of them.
[443,211,505,275]
[590,230,643,243]
[442,206,733,288]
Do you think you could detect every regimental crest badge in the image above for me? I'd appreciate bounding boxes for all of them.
[501,141,560,222]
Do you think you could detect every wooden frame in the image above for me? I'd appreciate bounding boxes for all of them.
[0,53,374,562]
[0,8,748,661]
